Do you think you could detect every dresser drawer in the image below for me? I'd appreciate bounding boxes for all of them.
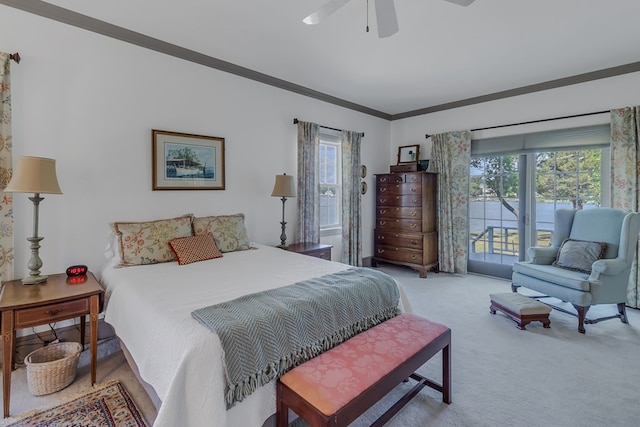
[377,174,406,184]
[376,194,422,207]
[376,218,421,232]
[15,299,89,328]
[376,206,422,220]
[374,230,423,249]
[374,244,424,265]
[377,182,422,196]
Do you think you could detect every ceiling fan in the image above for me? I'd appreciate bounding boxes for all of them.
[303,0,476,38]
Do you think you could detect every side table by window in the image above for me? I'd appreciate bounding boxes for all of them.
[286,242,332,260]
[0,272,104,417]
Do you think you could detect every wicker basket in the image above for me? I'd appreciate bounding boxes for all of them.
[25,342,83,396]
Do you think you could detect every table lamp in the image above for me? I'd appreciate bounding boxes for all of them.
[271,173,296,249]
[4,156,62,284]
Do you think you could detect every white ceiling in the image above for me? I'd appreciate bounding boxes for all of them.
[12,0,640,118]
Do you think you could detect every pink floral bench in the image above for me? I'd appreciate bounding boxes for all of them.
[276,313,451,427]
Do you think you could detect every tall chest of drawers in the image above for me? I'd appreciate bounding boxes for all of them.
[372,171,438,278]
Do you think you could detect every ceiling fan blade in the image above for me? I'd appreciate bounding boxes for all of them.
[443,0,476,6]
[375,0,399,38]
[303,0,352,25]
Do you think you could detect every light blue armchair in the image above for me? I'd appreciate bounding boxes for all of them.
[512,208,640,333]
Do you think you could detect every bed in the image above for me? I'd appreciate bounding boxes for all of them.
[99,213,411,427]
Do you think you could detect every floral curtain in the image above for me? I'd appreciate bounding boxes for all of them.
[431,130,471,274]
[295,120,320,244]
[610,106,640,308]
[0,53,14,282]
[341,130,362,266]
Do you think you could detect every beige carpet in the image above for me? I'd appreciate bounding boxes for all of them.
[2,265,640,426]
[0,338,157,426]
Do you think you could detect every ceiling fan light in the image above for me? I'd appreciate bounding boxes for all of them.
[444,0,476,6]
[303,15,319,25]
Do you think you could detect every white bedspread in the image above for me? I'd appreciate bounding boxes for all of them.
[100,244,410,427]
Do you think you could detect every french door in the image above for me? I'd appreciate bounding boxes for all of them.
[468,149,608,279]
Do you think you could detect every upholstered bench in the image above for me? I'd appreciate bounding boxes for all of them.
[490,292,551,330]
[276,313,451,427]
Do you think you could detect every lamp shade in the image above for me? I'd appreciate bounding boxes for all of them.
[4,156,62,194]
[271,174,296,198]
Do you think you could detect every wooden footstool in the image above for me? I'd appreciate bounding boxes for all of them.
[490,292,551,330]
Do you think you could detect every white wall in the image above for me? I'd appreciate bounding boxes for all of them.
[3,6,640,280]
[390,72,640,164]
[1,7,391,277]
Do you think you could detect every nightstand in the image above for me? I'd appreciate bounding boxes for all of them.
[286,242,333,260]
[0,272,104,417]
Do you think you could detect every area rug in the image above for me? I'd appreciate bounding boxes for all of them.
[3,380,148,427]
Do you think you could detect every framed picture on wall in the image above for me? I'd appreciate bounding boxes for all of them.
[152,129,225,190]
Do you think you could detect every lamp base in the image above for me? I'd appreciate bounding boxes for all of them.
[22,274,48,285]
[277,243,289,250]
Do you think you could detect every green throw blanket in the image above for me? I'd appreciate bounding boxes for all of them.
[191,267,401,408]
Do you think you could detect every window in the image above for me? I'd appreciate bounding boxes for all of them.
[319,132,341,233]
[468,123,611,279]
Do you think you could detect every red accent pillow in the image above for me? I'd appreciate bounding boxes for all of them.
[169,233,223,265]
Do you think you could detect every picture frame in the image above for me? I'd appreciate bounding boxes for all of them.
[152,129,225,190]
[397,144,420,164]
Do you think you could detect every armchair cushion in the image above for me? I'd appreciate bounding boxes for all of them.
[513,262,591,292]
[552,238,607,274]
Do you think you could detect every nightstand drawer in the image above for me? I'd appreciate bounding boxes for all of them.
[286,242,332,260]
[15,299,89,328]
[305,248,331,260]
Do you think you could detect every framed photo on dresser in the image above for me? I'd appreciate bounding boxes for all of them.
[397,144,420,164]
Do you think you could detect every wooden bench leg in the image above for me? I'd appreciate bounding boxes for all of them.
[442,341,451,404]
[276,382,288,427]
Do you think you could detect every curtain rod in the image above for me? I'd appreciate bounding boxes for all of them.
[9,52,20,63]
[425,109,610,139]
[293,118,364,137]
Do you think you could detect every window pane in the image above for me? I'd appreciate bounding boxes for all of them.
[319,140,340,230]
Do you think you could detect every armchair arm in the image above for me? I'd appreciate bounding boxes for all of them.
[527,246,559,265]
[589,258,628,280]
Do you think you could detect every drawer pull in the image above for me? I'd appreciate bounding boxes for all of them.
[411,255,418,260]
[380,187,387,192]
[379,209,387,214]
[379,198,387,204]
[412,199,418,204]
[380,177,387,183]
[411,187,417,192]
[411,240,418,245]
[410,224,417,229]
[45,308,63,316]
[410,211,417,217]
[378,235,385,240]
[379,221,386,226]
[377,249,385,254]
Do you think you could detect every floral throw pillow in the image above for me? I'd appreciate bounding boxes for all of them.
[110,214,194,267]
[552,238,607,274]
[169,233,223,265]
[193,213,250,252]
